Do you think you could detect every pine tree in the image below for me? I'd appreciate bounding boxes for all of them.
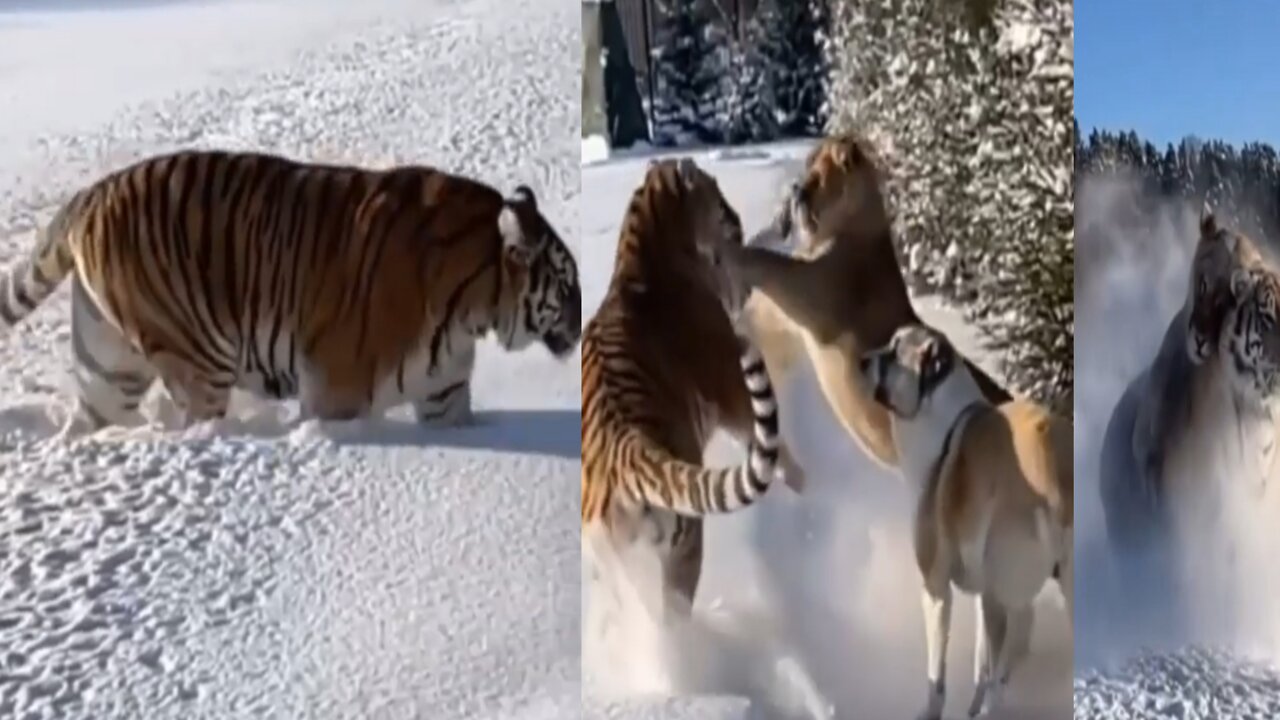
[721,30,779,145]
[1078,129,1280,253]
[650,0,730,146]
[754,0,830,138]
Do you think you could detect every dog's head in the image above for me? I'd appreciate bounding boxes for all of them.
[859,324,958,420]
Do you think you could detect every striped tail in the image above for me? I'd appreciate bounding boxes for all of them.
[0,203,79,331]
[624,339,782,517]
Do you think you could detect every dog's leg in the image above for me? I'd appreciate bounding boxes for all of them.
[1004,605,1034,674]
[917,580,952,720]
[968,595,1006,718]
[976,604,1033,717]
[1058,531,1075,624]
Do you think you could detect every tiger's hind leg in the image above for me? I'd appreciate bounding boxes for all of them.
[414,344,476,428]
[58,278,157,439]
[147,351,235,429]
[661,517,704,622]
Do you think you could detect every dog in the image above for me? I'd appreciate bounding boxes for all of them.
[860,324,1073,719]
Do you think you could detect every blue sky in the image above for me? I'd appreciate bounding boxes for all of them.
[1075,0,1280,148]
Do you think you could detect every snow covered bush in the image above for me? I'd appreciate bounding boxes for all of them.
[825,0,1074,413]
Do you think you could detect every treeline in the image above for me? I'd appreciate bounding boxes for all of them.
[1076,125,1280,245]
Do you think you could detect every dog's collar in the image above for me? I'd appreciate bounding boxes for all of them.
[924,400,986,492]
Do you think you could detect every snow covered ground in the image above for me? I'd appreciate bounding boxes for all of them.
[1074,647,1280,719]
[0,1,579,718]
[1073,177,1280,717]
[580,142,1072,719]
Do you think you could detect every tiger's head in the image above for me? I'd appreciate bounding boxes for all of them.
[765,132,890,258]
[1220,267,1280,403]
[638,157,748,321]
[494,185,581,359]
[1185,205,1260,365]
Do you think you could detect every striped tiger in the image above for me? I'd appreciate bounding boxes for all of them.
[0,149,581,435]
[581,157,802,618]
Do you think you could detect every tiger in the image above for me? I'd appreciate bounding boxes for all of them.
[1100,206,1279,623]
[1185,204,1267,365]
[580,157,803,619]
[0,149,582,435]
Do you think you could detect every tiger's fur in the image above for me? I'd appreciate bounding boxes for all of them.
[1221,266,1280,406]
[581,158,792,617]
[1186,206,1266,364]
[0,150,581,434]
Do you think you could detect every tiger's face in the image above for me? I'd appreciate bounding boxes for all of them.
[1186,208,1247,364]
[1221,267,1280,403]
[495,186,582,359]
[769,134,889,257]
[636,158,748,323]
[675,159,749,321]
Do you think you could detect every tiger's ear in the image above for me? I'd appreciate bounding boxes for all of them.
[1231,268,1256,300]
[675,157,701,189]
[498,192,543,266]
[511,184,537,210]
[1200,202,1218,238]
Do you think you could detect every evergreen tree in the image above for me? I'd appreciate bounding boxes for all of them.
[720,29,779,145]
[1077,128,1280,250]
[754,0,830,138]
[650,0,730,146]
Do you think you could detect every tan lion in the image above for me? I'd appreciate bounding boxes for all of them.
[727,133,1011,471]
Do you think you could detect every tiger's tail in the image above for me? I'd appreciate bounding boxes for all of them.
[0,199,81,332]
[623,339,783,517]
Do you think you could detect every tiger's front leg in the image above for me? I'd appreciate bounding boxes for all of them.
[414,344,477,427]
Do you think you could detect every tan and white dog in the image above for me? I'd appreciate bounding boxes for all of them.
[859,324,1073,720]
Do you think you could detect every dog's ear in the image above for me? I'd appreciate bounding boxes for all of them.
[918,334,952,384]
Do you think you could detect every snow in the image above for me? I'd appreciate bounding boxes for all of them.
[0,1,579,718]
[1074,648,1280,719]
[582,135,611,166]
[581,144,1071,719]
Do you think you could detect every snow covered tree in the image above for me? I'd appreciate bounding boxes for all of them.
[650,0,731,146]
[1078,130,1280,262]
[752,0,831,138]
[720,31,780,145]
[825,0,1074,413]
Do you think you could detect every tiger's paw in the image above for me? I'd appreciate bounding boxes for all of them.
[778,444,807,495]
[415,402,477,429]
